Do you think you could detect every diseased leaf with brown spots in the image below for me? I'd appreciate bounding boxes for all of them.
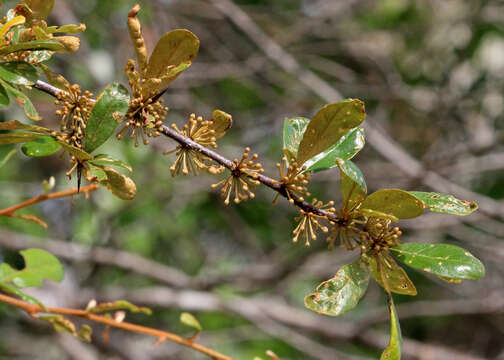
[364,252,417,296]
[304,258,369,316]
[409,191,478,216]
[361,189,424,219]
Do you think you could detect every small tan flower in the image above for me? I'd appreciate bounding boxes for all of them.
[211,147,264,205]
[292,199,335,246]
[272,156,311,204]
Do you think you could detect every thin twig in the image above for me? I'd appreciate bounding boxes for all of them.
[0,184,98,217]
[0,293,234,360]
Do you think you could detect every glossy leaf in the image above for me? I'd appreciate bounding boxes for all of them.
[101,166,137,200]
[364,252,417,296]
[87,300,151,315]
[180,312,202,332]
[390,243,485,280]
[304,259,369,316]
[381,293,402,360]
[144,29,199,96]
[0,79,41,120]
[0,39,65,55]
[0,82,9,107]
[282,117,309,160]
[0,119,51,133]
[0,61,39,85]
[23,0,55,20]
[0,131,42,144]
[303,127,365,173]
[0,248,63,288]
[57,141,93,161]
[84,83,129,153]
[21,135,61,157]
[361,189,424,219]
[409,191,478,216]
[0,16,25,43]
[297,99,366,165]
[90,154,132,172]
[336,159,367,211]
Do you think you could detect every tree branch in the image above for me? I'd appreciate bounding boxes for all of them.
[33,79,339,222]
[0,293,234,360]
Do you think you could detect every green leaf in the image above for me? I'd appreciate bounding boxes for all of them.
[144,29,199,97]
[23,0,55,20]
[282,117,309,160]
[409,191,478,216]
[87,300,151,315]
[180,312,202,332]
[0,282,46,307]
[0,39,65,55]
[0,131,42,144]
[57,141,93,161]
[361,189,424,219]
[89,154,132,172]
[390,243,485,280]
[336,159,367,211]
[0,119,52,133]
[296,99,366,165]
[0,61,39,85]
[0,79,41,121]
[364,252,417,296]
[85,163,108,181]
[0,248,63,288]
[0,148,17,169]
[303,127,365,173]
[0,82,10,107]
[381,293,402,360]
[84,83,130,153]
[101,166,137,200]
[304,259,369,316]
[21,135,61,157]
[358,208,398,222]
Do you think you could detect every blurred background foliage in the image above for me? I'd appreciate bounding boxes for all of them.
[0,0,503,359]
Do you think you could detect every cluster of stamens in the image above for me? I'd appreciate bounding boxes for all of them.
[116,60,168,146]
[360,217,403,253]
[211,147,264,205]
[272,157,311,204]
[292,199,335,246]
[164,114,225,176]
[54,83,93,149]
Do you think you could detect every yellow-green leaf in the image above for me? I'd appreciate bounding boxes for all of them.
[336,159,367,212]
[143,29,199,97]
[101,166,137,200]
[87,300,151,315]
[409,191,478,216]
[282,116,310,160]
[0,79,41,120]
[297,99,366,165]
[381,293,402,360]
[0,131,42,144]
[22,0,54,20]
[361,189,424,219]
[304,258,369,316]
[21,135,61,157]
[180,312,202,332]
[364,252,417,296]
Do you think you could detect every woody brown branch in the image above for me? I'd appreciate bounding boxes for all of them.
[0,293,234,360]
[33,79,340,222]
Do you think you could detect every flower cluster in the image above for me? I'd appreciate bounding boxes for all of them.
[361,217,403,253]
[272,157,311,204]
[211,147,264,205]
[292,199,335,246]
[116,59,168,146]
[54,83,94,149]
